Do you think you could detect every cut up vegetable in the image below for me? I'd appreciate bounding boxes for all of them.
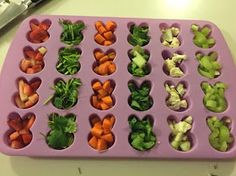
[28,21,50,43]
[94,21,116,46]
[201,82,228,112]
[196,52,221,79]
[163,52,187,77]
[161,27,180,48]
[46,113,77,150]
[45,78,82,109]
[168,116,193,152]
[59,19,85,45]
[15,79,40,109]
[128,24,150,46]
[128,115,156,151]
[7,114,35,149]
[56,47,81,75]
[128,45,150,77]
[88,115,115,151]
[20,47,47,74]
[91,80,115,110]
[128,81,153,111]
[191,24,216,48]
[93,50,116,75]
[165,83,188,111]
[207,116,233,152]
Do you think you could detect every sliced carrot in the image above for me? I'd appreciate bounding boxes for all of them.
[21,133,32,145]
[103,118,113,129]
[32,64,42,72]
[102,80,111,92]
[94,121,102,129]
[15,95,25,109]
[97,139,107,151]
[10,140,23,149]
[103,31,114,40]
[105,21,117,31]
[98,25,107,35]
[99,55,109,64]
[97,89,108,97]
[97,63,109,75]
[9,131,20,141]
[108,63,116,74]
[39,22,50,30]
[100,102,110,110]
[95,21,103,31]
[101,96,113,106]
[20,59,31,72]
[92,81,102,91]
[25,94,38,108]
[23,83,33,96]
[104,40,112,46]
[103,127,111,135]
[19,129,30,135]
[92,95,100,109]
[25,115,35,129]
[30,23,39,31]
[91,126,103,138]
[25,50,36,59]
[35,52,44,61]
[94,33,106,44]
[94,50,105,60]
[88,136,98,149]
[101,133,114,143]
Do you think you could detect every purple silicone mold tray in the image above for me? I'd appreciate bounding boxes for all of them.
[0,15,236,159]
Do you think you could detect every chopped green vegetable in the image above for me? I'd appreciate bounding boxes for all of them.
[128,81,153,111]
[207,116,233,152]
[191,24,216,48]
[128,115,156,151]
[45,78,82,109]
[128,24,150,46]
[201,82,228,112]
[164,53,187,77]
[59,19,85,45]
[161,27,180,48]
[56,47,81,75]
[168,116,193,151]
[165,83,188,111]
[46,113,77,150]
[196,52,221,79]
[128,45,150,77]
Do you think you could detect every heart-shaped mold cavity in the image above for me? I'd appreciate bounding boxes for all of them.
[128,114,156,151]
[59,19,85,46]
[127,46,151,77]
[195,51,221,79]
[206,116,234,152]
[13,78,41,109]
[164,81,189,112]
[167,115,194,152]
[45,113,77,150]
[56,47,82,75]
[191,24,216,48]
[27,19,51,43]
[5,112,35,149]
[201,81,228,113]
[128,80,153,111]
[162,50,187,78]
[20,46,47,74]
[159,23,182,48]
[93,48,116,76]
[91,79,116,110]
[44,78,82,110]
[88,114,115,152]
[94,21,117,46]
[127,22,150,46]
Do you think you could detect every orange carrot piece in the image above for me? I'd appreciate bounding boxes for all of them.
[101,96,113,106]
[99,55,109,64]
[107,51,116,60]
[9,131,20,141]
[91,126,103,138]
[97,63,109,75]
[25,50,37,59]
[94,66,99,74]
[25,115,35,129]
[103,118,113,129]
[21,133,32,145]
[23,83,33,96]
[95,21,103,31]
[101,133,114,143]
[32,64,43,72]
[26,68,35,74]
[97,89,108,97]
[105,21,117,31]
[25,94,38,108]
[108,63,116,74]
[19,129,30,135]
[39,22,50,30]
[100,102,110,110]
[94,121,102,128]
[94,33,106,44]
[97,25,107,34]
[92,95,99,108]
[88,136,98,149]
[97,139,107,151]
[104,40,112,46]
[20,59,31,72]
[35,52,44,61]
[92,81,102,91]
[94,50,105,60]
[103,31,114,40]
[103,128,111,135]
[8,118,23,131]
[102,80,111,92]
[11,140,23,149]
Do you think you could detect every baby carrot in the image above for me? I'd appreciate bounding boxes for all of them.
[94,50,105,60]
[101,133,114,143]
[88,136,98,149]
[103,31,114,40]
[105,21,117,31]
[92,81,102,91]
[101,96,113,106]
[94,33,106,44]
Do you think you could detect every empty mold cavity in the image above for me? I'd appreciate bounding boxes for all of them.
[56,47,82,75]
[128,80,153,111]
[206,116,234,152]
[191,24,216,48]
[13,77,41,109]
[127,48,151,77]
[88,114,115,152]
[27,19,51,43]
[93,48,117,76]
[5,112,35,149]
[201,81,228,113]
[159,23,182,48]
[128,114,156,151]
[162,50,187,78]
[49,78,81,110]
[20,46,47,74]
[46,113,77,150]
[167,115,194,152]
[94,21,117,46]
[59,19,85,45]
[164,81,189,112]
[91,79,116,110]
[127,22,150,46]
[195,51,221,79]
